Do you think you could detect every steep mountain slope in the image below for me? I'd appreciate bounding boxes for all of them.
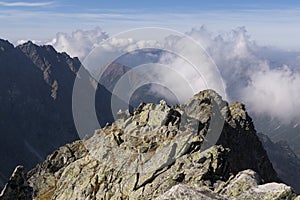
[255,118,300,158]
[0,39,115,186]
[258,133,300,193]
[2,90,298,200]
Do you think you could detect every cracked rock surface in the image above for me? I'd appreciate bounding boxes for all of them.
[1,90,299,200]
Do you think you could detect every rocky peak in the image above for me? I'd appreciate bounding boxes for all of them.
[17,41,82,100]
[0,39,14,52]
[210,92,276,182]
[18,41,80,74]
[1,90,299,199]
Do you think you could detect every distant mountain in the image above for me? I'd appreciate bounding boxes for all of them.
[258,133,300,193]
[99,62,131,91]
[0,39,116,186]
[254,117,300,157]
[99,62,179,110]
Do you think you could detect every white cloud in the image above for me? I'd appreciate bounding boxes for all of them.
[48,27,300,124]
[48,27,109,60]
[17,39,43,45]
[0,1,54,7]
[184,27,300,124]
[241,65,300,124]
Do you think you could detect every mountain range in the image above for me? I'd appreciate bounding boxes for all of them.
[0,39,299,198]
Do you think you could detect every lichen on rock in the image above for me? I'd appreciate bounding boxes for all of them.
[1,90,299,200]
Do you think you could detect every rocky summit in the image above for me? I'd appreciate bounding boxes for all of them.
[1,90,299,200]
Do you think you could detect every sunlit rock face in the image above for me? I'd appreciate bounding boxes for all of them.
[2,90,298,200]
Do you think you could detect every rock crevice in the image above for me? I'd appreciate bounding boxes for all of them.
[1,90,299,200]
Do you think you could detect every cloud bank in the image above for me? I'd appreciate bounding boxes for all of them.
[49,27,300,124]
[185,26,300,124]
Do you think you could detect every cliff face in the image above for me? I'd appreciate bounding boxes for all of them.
[2,90,298,200]
[0,40,115,186]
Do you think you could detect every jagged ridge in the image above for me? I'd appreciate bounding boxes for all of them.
[2,89,299,200]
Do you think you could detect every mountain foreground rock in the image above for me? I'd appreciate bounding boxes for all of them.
[1,90,299,200]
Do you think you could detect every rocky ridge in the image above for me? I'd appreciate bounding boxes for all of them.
[0,39,116,186]
[1,90,299,199]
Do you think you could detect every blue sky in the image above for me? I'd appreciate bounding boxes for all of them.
[0,0,300,50]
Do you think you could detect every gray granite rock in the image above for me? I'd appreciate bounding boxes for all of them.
[4,90,299,200]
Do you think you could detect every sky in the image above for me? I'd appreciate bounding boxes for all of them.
[1,0,300,149]
[0,0,300,50]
